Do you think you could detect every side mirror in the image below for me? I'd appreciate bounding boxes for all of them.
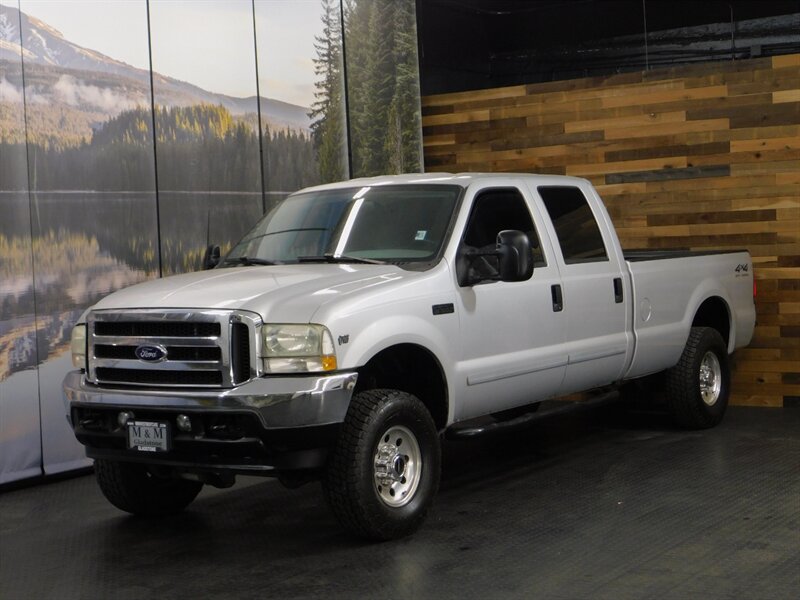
[456,230,534,287]
[496,230,533,282]
[202,244,221,270]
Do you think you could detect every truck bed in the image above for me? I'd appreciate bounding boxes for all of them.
[623,247,754,381]
[623,249,748,262]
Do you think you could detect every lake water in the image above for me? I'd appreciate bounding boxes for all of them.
[0,190,280,380]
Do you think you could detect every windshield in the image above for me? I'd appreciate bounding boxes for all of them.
[223,184,462,266]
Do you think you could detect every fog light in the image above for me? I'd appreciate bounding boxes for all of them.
[118,411,134,427]
[176,414,192,432]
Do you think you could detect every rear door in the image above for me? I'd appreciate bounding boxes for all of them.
[529,183,632,395]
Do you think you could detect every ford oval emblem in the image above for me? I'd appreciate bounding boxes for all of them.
[135,345,167,362]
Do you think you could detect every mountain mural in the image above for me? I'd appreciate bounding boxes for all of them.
[0,5,311,138]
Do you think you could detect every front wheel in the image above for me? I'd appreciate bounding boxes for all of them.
[323,389,441,540]
[95,459,203,516]
[666,326,730,429]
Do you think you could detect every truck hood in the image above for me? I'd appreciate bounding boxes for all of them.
[91,264,416,323]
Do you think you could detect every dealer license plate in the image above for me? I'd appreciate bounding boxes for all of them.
[127,420,170,452]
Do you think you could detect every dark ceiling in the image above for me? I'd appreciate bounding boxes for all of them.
[416,0,800,94]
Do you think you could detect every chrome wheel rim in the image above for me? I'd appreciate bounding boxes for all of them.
[699,351,722,406]
[373,425,421,508]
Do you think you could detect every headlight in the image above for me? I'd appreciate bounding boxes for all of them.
[70,324,87,369]
[260,324,337,373]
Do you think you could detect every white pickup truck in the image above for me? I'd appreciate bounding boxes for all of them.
[64,173,755,539]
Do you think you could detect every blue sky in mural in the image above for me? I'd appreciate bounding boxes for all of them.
[20,0,323,107]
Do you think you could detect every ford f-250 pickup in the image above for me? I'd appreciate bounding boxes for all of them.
[64,173,755,540]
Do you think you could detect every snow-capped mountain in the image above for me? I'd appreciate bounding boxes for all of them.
[0,8,150,79]
[0,5,310,131]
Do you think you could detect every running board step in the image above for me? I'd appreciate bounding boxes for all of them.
[445,390,620,440]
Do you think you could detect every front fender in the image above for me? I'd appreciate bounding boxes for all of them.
[335,312,459,423]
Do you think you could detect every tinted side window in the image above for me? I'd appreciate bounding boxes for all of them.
[463,188,546,267]
[538,186,608,264]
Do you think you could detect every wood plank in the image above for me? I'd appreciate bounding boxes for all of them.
[730,395,784,407]
[773,54,800,68]
[492,98,604,119]
[728,102,800,129]
[731,160,800,176]
[730,136,800,152]
[600,85,728,109]
[646,209,776,227]
[780,303,800,314]
[565,157,688,177]
[564,110,686,134]
[690,148,800,166]
[605,141,729,163]
[776,172,800,185]
[623,220,799,238]
[422,85,527,107]
[727,77,800,96]
[422,109,491,127]
[604,118,729,140]
[723,124,799,141]
[773,89,800,104]
[422,133,457,147]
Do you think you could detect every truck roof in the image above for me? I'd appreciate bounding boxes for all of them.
[297,172,591,193]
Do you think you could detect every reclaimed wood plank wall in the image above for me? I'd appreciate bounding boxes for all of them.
[422,54,800,407]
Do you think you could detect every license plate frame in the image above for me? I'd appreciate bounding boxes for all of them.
[126,420,170,453]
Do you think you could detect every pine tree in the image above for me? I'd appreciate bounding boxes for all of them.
[345,0,422,176]
[385,0,421,173]
[342,0,370,176]
[309,0,346,183]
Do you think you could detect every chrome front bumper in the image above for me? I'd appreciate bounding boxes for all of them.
[63,370,358,429]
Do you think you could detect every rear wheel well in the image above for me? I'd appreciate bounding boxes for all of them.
[355,344,448,430]
[692,297,730,347]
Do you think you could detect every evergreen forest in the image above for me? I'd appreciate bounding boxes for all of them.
[0,104,317,192]
[311,0,422,182]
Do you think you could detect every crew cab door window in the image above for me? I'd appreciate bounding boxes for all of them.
[538,186,608,264]
[458,188,546,283]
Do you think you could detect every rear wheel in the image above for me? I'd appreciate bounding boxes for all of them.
[95,459,203,516]
[666,327,730,429]
[323,389,441,540]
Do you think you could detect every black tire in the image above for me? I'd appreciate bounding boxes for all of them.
[666,326,730,429]
[323,389,441,541]
[95,459,203,516]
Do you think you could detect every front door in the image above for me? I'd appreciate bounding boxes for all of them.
[454,185,567,421]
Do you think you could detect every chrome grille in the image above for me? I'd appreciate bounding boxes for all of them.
[94,321,221,338]
[87,310,260,388]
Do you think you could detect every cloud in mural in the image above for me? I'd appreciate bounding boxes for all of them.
[0,76,23,103]
[53,74,139,112]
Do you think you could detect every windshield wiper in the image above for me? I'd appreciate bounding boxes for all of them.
[223,256,279,267]
[239,228,328,244]
[297,253,386,265]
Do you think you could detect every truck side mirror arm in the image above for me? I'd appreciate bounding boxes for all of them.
[202,244,221,270]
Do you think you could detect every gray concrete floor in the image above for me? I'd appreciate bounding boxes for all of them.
[1,405,798,600]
